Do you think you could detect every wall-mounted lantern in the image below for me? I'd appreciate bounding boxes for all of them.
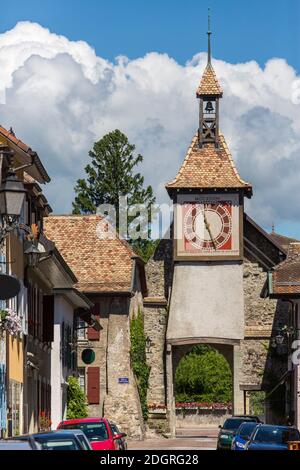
[24,242,42,268]
[146,336,151,353]
[0,168,27,243]
[0,169,26,223]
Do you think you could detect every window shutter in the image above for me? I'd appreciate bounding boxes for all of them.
[43,295,54,343]
[87,303,100,341]
[87,367,100,404]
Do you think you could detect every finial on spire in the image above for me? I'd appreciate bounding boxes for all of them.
[272,222,275,234]
[207,8,212,66]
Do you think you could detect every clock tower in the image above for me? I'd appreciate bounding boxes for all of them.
[166,24,252,260]
[165,17,253,435]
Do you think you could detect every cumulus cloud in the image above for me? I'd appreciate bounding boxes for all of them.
[0,21,299,229]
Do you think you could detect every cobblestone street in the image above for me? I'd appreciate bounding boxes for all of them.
[128,428,218,450]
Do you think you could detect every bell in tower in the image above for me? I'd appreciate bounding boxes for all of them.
[196,12,223,149]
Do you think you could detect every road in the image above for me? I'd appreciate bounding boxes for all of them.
[128,427,218,450]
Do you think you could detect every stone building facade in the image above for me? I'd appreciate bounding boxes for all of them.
[144,217,290,431]
[44,215,147,439]
[142,26,291,431]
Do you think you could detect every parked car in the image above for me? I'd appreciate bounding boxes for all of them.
[246,424,300,450]
[0,439,41,450]
[110,422,127,450]
[58,418,125,450]
[217,416,260,450]
[17,430,92,450]
[231,421,259,450]
[234,415,262,423]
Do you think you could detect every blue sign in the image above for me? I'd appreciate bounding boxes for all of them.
[118,377,129,384]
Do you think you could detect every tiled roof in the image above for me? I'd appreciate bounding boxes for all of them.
[0,125,50,183]
[272,242,300,295]
[166,133,252,192]
[0,125,31,152]
[196,64,223,97]
[43,215,138,294]
[269,232,299,252]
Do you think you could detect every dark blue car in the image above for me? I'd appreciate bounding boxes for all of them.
[246,424,300,450]
[231,421,258,450]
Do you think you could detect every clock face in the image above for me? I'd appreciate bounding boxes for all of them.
[175,193,241,259]
[183,203,232,251]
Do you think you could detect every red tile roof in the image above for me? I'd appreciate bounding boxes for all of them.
[0,125,50,183]
[196,64,223,97]
[0,125,31,152]
[166,133,252,193]
[269,232,299,252]
[272,243,300,295]
[44,215,138,293]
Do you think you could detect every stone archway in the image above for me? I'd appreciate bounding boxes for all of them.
[173,343,233,431]
[166,339,244,437]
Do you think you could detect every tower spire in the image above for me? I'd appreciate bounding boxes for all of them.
[207,8,212,66]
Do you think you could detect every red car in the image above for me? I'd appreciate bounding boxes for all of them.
[57,418,126,450]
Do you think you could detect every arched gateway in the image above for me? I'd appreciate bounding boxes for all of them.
[164,27,251,434]
[144,23,289,436]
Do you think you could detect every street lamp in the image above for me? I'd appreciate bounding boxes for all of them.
[0,169,27,224]
[24,242,42,268]
[275,333,285,346]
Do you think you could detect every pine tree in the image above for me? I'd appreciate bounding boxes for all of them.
[73,129,156,260]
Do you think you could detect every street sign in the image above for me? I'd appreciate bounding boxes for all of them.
[118,377,129,384]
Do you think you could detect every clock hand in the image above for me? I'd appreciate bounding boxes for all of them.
[203,209,217,250]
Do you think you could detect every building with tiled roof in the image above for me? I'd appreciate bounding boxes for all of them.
[269,243,300,297]
[44,214,147,438]
[0,125,50,183]
[43,214,145,294]
[166,133,252,195]
[269,231,299,253]
[266,242,300,428]
[145,16,296,433]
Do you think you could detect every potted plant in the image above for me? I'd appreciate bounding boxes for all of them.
[0,308,22,337]
[39,411,51,431]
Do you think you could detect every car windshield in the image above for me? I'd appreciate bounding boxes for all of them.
[34,436,80,451]
[253,427,300,444]
[223,419,247,430]
[238,422,257,439]
[60,422,109,442]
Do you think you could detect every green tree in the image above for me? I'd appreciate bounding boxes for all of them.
[66,376,88,419]
[130,309,150,420]
[72,129,156,260]
[175,346,232,403]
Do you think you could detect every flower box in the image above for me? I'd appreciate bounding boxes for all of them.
[0,308,22,337]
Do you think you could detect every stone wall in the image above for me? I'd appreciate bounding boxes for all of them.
[78,292,145,439]
[144,306,167,406]
[104,295,145,440]
[176,409,232,427]
[242,261,289,389]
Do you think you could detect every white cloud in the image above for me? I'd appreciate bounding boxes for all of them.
[0,21,299,231]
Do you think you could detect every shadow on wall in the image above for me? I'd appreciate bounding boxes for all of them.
[262,299,291,425]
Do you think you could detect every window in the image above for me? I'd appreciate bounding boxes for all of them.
[78,368,86,394]
[77,319,87,341]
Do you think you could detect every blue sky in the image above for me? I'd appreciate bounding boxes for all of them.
[1,0,300,71]
[1,1,300,239]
